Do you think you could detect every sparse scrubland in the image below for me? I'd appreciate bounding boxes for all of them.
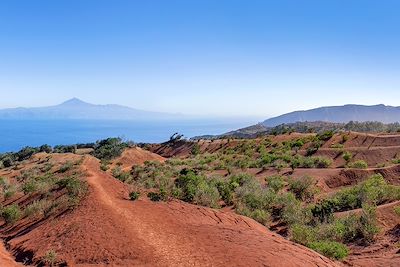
[1,133,400,265]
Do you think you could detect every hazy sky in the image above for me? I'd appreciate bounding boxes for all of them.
[1,0,400,117]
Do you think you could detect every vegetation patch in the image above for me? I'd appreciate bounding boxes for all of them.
[308,241,349,260]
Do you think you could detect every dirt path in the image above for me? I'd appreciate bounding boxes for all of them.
[81,157,338,267]
[83,157,204,266]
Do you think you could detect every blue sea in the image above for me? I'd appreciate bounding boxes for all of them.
[0,119,258,152]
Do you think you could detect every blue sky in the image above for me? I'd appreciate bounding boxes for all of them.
[1,0,400,117]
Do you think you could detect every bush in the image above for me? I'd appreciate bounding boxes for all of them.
[53,145,76,153]
[265,175,285,192]
[192,181,220,208]
[342,151,352,163]
[314,174,399,214]
[174,170,220,207]
[291,224,316,246]
[24,199,51,218]
[100,161,109,171]
[39,144,53,153]
[3,186,17,200]
[16,146,38,161]
[191,143,201,155]
[317,130,334,141]
[276,193,307,225]
[348,160,368,169]
[147,191,166,202]
[2,156,14,167]
[306,141,323,156]
[236,206,270,225]
[1,204,22,224]
[314,157,332,168]
[92,138,129,160]
[22,180,38,194]
[59,161,74,173]
[308,241,349,260]
[288,176,316,201]
[57,177,87,200]
[129,191,140,201]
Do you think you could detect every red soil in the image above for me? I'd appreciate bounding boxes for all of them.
[1,154,338,266]
[337,201,400,267]
[110,147,165,171]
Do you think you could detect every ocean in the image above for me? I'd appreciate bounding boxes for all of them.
[0,119,257,152]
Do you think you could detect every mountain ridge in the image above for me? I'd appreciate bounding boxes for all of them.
[262,104,400,127]
[0,98,182,120]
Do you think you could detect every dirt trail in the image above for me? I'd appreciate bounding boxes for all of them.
[83,157,203,266]
[81,157,338,267]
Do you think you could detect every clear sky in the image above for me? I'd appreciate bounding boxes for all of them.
[1,0,400,117]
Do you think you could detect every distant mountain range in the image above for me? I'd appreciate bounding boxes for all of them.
[262,104,400,127]
[192,104,400,139]
[0,98,181,120]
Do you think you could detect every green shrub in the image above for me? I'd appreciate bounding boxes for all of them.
[92,138,129,160]
[215,180,234,205]
[2,156,14,167]
[100,161,109,171]
[112,166,131,182]
[348,160,368,169]
[53,145,76,154]
[315,174,399,214]
[57,177,87,200]
[59,161,74,173]
[359,204,379,242]
[314,157,332,168]
[288,176,316,201]
[392,158,400,164]
[1,204,21,224]
[308,241,349,260]
[291,224,316,245]
[39,144,53,153]
[24,199,51,218]
[330,144,344,149]
[236,206,270,225]
[16,146,38,161]
[3,186,17,200]
[191,143,201,155]
[192,181,220,208]
[22,180,38,194]
[276,193,307,225]
[129,191,140,201]
[265,175,285,192]
[317,131,334,141]
[147,191,165,202]
[306,141,323,156]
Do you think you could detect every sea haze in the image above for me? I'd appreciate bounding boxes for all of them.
[0,118,257,152]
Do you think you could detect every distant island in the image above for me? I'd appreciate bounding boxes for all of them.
[0,98,182,120]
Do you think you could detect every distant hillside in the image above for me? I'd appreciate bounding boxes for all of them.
[263,104,400,127]
[193,121,400,140]
[0,98,181,120]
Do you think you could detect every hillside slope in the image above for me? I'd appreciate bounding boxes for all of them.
[1,153,337,266]
[263,104,400,127]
